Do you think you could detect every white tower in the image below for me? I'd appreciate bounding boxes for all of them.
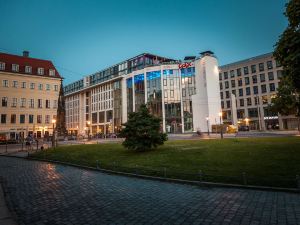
[192,51,221,133]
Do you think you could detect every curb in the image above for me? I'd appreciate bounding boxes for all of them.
[24,156,300,194]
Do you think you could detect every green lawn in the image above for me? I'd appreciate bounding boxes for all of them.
[33,137,300,188]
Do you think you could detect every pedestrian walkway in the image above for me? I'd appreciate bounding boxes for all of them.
[0,184,17,225]
[0,156,300,225]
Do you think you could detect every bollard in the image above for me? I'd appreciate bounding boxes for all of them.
[198,170,203,183]
[242,172,247,185]
[164,167,167,178]
[296,175,300,190]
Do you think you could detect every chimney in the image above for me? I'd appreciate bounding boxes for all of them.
[23,51,29,57]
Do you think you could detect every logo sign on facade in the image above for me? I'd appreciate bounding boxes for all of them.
[178,62,192,69]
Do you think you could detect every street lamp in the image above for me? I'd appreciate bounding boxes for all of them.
[218,112,223,139]
[52,119,56,148]
[87,121,91,140]
[206,117,210,136]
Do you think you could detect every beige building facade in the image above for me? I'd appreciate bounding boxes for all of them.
[0,51,61,140]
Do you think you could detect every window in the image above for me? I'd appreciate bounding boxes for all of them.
[232,89,236,96]
[11,98,17,107]
[231,80,235,88]
[251,65,256,73]
[37,115,42,123]
[170,90,174,98]
[21,82,26,88]
[38,99,43,108]
[261,84,267,93]
[12,81,18,88]
[239,88,243,97]
[46,84,50,90]
[25,66,32,74]
[10,114,16,123]
[163,79,167,86]
[29,99,34,108]
[259,63,264,72]
[230,70,235,78]
[277,70,283,79]
[246,87,251,95]
[226,91,230,98]
[2,80,8,87]
[237,68,241,76]
[54,85,58,91]
[253,86,258,95]
[239,99,244,107]
[37,67,44,75]
[243,66,249,75]
[262,95,268,104]
[219,73,222,80]
[49,69,55,76]
[245,77,250,85]
[21,98,26,107]
[237,109,245,119]
[224,72,228,79]
[247,97,252,106]
[221,101,224,109]
[20,114,25,123]
[0,62,5,70]
[12,64,19,72]
[238,79,243,86]
[260,73,266,82]
[254,96,259,105]
[29,115,34,123]
[252,75,257,84]
[53,100,58,108]
[46,99,50,108]
[220,92,223,99]
[268,72,274,81]
[1,114,6,124]
[267,61,273,69]
[269,83,276,92]
[226,100,231,108]
[225,81,229,89]
[45,115,50,124]
[2,97,8,107]
[248,108,258,117]
[220,83,223,90]
[38,83,43,90]
[30,83,35,89]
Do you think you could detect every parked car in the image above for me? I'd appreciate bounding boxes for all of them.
[238,125,249,131]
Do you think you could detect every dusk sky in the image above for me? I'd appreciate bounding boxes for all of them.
[0,0,288,84]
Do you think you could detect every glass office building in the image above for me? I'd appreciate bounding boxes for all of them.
[64,52,221,136]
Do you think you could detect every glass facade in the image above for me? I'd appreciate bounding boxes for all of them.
[126,78,133,114]
[113,80,122,133]
[146,71,162,117]
[134,74,145,111]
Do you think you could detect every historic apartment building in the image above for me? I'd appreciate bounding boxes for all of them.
[219,52,298,130]
[64,52,221,136]
[0,51,62,140]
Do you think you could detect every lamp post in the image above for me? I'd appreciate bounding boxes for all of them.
[206,117,210,136]
[52,119,56,148]
[87,121,91,140]
[219,112,223,139]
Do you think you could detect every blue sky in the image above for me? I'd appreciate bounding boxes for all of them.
[0,0,288,84]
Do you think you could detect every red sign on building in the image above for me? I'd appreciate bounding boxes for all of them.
[178,62,192,69]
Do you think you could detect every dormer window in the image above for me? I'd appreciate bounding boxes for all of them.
[0,62,5,70]
[25,66,32,74]
[37,67,44,75]
[12,64,19,72]
[49,69,55,76]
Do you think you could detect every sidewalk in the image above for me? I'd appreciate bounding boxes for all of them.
[0,184,17,225]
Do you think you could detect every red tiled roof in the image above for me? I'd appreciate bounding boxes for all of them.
[0,52,61,78]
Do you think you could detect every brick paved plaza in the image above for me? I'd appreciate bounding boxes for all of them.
[0,157,300,225]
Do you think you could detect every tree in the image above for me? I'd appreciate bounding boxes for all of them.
[272,0,300,131]
[120,104,167,151]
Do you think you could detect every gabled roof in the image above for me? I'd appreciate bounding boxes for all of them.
[0,52,61,78]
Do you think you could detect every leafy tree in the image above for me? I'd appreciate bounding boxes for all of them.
[272,0,300,131]
[120,104,167,151]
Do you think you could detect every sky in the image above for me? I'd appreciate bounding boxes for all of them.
[0,0,288,84]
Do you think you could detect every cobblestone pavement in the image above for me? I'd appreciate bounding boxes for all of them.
[0,157,299,225]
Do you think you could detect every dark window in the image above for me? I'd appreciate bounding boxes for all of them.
[37,115,42,123]
[267,61,273,69]
[245,77,250,85]
[239,99,244,107]
[219,73,222,80]
[269,83,276,92]
[261,84,267,93]
[1,114,6,123]
[221,101,224,109]
[268,72,274,81]
[246,87,251,95]
[239,88,243,97]
[237,109,245,118]
[45,100,50,108]
[92,112,97,124]
[29,115,34,123]
[260,73,266,82]
[220,92,223,99]
[277,70,283,79]
[253,86,258,94]
[259,63,264,72]
[20,114,25,123]
[231,80,235,88]
[11,114,16,123]
[226,91,230,98]
[38,99,42,108]
[99,112,105,123]
[252,75,257,84]
[238,79,243,86]
[224,72,228,79]
[237,68,241,76]
[2,97,8,107]
[226,101,231,108]
[243,66,249,75]
[247,97,252,106]
[220,83,223,90]
[248,108,258,117]
[225,81,229,89]
[251,65,256,73]
[230,70,235,78]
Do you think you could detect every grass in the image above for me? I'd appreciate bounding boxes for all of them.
[33,137,300,188]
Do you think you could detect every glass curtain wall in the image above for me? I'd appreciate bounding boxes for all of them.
[126,78,133,114]
[146,71,162,117]
[113,80,122,133]
[181,67,196,132]
[163,69,182,133]
[134,74,145,111]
